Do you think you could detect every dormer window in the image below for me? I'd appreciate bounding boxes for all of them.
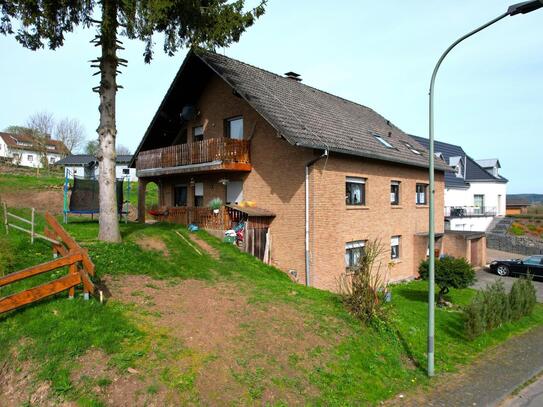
[374,135,393,148]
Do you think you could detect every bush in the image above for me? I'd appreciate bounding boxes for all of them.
[419,256,475,305]
[337,239,391,324]
[464,277,537,340]
[510,277,537,320]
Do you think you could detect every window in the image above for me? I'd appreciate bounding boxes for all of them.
[345,240,366,271]
[346,177,366,206]
[174,185,187,207]
[226,117,243,140]
[49,156,56,164]
[122,168,130,174]
[226,181,243,204]
[390,181,400,205]
[194,182,204,207]
[474,194,485,215]
[374,134,393,148]
[416,184,427,205]
[391,236,400,260]
[192,126,204,142]
[404,142,421,155]
[27,154,33,162]
[524,256,543,265]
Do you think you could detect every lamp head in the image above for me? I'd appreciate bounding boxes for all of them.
[508,0,543,15]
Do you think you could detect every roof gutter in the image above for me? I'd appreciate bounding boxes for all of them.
[305,149,328,287]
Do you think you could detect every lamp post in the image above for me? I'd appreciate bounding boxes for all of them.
[427,0,543,377]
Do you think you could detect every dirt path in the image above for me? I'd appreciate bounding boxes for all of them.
[187,234,220,259]
[94,274,337,406]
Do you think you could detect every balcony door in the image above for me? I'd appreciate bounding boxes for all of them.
[174,184,187,207]
[474,194,484,215]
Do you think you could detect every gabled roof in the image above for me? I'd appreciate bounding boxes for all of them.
[0,132,69,155]
[55,154,133,166]
[133,50,449,171]
[411,135,508,188]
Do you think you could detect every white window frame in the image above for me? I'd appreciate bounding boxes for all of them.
[346,177,366,206]
[374,135,393,148]
[391,236,401,260]
[404,142,421,155]
[345,240,366,271]
[416,183,427,205]
[226,116,244,140]
[391,181,400,205]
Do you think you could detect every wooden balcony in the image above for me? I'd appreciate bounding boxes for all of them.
[136,138,251,177]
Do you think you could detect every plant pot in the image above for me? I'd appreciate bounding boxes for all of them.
[213,209,220,214]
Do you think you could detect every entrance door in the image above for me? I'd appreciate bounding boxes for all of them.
[174,185,187,207]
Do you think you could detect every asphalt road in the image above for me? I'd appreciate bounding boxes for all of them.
[500,374,543,407]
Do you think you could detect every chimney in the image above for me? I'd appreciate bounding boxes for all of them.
[284,71,302,82]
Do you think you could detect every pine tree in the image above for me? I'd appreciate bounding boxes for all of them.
[1,0,266,241]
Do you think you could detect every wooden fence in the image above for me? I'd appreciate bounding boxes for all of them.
[136,139,250,170]
[0,212,95,314]
[3,203,58,245]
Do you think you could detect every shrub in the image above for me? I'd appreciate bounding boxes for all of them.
[464,278,537,340]
[337,239,391,324]
[419,256,475,305]
[510,277,537,320]
[509,223,525,236]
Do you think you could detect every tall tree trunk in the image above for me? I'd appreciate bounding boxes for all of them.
[97,0,121,242]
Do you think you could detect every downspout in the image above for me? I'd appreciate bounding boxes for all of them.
[305,149,329,287]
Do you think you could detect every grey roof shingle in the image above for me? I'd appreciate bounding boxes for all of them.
[197,51,448,171]
[411,136,508,188]
[132,51,449,171]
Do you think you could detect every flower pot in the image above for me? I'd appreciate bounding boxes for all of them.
[213,208,220,214]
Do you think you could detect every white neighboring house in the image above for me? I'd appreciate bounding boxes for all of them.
[55,154,138,182]
[0,132,68,168]
[413,136,507,232]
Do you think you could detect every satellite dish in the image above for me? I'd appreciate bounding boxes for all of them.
[180,105,197,121]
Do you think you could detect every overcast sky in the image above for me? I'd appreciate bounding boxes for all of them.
[1,1,541,193]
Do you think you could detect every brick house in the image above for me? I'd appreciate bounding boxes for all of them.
[132,50,450,291]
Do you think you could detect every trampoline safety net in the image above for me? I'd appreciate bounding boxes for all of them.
[69,176,124,213]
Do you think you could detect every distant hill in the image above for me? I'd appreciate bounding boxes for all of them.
[507,194,543,204]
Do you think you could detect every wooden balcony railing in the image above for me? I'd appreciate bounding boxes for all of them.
[154,207,229,230]
[136,138,250,171]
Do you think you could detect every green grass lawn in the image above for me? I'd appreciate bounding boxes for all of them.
[1,210,543,405]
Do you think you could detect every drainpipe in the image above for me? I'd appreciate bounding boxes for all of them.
[305,149,329,287]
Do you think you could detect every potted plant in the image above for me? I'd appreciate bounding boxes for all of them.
[208,197,223,214]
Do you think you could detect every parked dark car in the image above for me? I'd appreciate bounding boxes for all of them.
[489,255,543,278]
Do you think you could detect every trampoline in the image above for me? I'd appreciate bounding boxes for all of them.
[63,170,131,223]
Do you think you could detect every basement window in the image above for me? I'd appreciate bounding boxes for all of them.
[391,236,401,260]
[374,134,393,148]
[345,240,366,272]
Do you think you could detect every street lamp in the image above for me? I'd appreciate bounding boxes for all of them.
[427,0,543,377]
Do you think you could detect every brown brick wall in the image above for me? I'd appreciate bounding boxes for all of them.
[308,155,445,291]
[143,73,446,291]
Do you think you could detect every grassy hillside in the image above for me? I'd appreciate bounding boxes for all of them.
[1,209,543,406]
